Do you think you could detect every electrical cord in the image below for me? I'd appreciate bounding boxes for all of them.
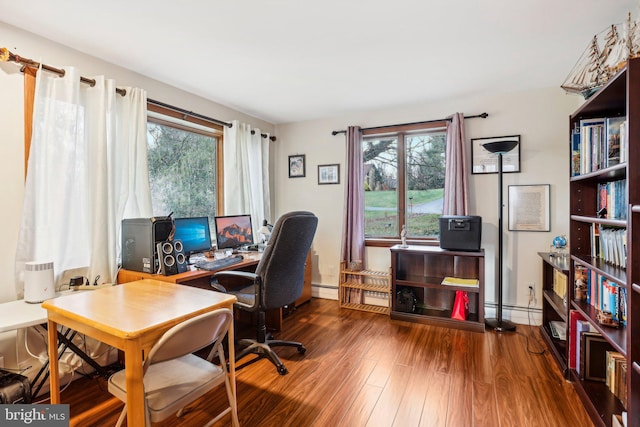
[522,295,546,355]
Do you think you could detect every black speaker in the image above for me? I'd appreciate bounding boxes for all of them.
[157,241,178,275]
[156,240,188,276]
[122,217,174,273]
[173,240,189,273]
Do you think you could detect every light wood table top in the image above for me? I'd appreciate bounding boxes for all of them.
[42,279,237,426]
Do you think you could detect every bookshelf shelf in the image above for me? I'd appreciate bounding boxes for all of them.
[539,252,570,373]
[562,57,640,427]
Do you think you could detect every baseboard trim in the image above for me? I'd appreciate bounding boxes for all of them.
[312,284,543,325]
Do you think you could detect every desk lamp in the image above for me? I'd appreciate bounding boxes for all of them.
[259,219,273,244]
[483,139,518,332]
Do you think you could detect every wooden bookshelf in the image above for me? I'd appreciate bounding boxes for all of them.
[564,58,639,427]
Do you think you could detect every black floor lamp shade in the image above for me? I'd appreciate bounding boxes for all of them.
[483,139,518,332]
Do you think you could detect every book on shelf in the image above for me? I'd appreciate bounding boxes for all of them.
[549,320,567,341]
[569,310,586,369]
[606,117,625,167]
[552,269,567,299]
[440,276,479,287]
[571,126,581,177]
[606,351,627,408]
[580,331,613,382]
[574,319,593,374]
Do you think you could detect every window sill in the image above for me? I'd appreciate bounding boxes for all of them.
[365,239,439,248]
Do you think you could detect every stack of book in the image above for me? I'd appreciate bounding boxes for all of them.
[571,116,627,176]
[590,225,627,268]
[606,350,627,409]
[577,265,627,325]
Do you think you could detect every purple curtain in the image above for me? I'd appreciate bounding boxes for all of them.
[341,126,365,266]
[443,113,469,215]
[341,126,364,303]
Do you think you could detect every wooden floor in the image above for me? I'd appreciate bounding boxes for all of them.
[58,298,593,427]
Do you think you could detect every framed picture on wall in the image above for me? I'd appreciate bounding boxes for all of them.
[288,154,306,178]
[471,135,521,174]
[508,184,550,231]
[318,164,340,184]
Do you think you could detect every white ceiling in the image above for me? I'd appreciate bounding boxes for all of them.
[0,0,637,124]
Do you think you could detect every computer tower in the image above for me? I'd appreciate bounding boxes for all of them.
[122,217,174,273]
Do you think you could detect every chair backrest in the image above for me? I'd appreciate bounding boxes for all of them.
[145,308,233,367]
[254,211,318,310]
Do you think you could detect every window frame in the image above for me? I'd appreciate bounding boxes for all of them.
[363,121,446,248]
[146,103,225,214]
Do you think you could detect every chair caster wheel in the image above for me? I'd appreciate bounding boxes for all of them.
[298,345,306,354]
[277,366,288,375]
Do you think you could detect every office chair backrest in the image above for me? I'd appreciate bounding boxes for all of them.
[145,308,233,367]
[255,211,318,310]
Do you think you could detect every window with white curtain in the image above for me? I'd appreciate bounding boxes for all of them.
[146,107,223,232]
[363,123,446,239]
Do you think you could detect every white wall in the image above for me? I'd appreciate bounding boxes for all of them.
[274,87,581,324]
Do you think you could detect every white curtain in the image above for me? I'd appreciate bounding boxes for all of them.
[15,67,151,297]
[223,120,271,235]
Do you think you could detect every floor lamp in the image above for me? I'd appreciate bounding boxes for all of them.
[483,139,518,332]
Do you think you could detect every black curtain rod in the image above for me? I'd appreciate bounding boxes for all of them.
[148,98,277,141]
[331,112,489,136]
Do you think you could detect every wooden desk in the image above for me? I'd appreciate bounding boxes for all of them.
[117,251,313,331]
[42,279,237,427]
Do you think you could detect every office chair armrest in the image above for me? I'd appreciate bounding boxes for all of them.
[212,270,257,281]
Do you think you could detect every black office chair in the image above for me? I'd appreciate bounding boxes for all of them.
[213,211,318,375]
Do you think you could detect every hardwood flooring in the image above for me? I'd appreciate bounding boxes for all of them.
[57,298,593,427]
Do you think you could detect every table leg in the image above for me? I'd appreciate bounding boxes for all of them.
[228,316,239,427]
[123,340,145,427]
[46,319,60,404]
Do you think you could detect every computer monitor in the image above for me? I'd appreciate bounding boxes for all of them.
[214,214,254,251]
[173,217,212,261]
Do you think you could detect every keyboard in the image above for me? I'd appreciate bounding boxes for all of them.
[194,255,244,271]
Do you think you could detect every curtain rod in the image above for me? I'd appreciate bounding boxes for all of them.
[1,47,127,96]
[330,112,489,136]
[148,98,277,141]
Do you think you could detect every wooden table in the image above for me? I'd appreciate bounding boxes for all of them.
[42,279,237,427]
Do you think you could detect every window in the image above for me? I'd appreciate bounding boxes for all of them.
[146,104,223,230]
[363,122,446,240]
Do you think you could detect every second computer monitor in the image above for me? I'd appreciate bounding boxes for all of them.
[214,214,254,251]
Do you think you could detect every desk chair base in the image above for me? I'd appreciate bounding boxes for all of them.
[235,337,306,375]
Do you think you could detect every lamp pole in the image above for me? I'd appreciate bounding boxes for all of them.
[483,140,518,332]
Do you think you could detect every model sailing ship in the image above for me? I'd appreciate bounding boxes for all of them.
[562,13,639,99]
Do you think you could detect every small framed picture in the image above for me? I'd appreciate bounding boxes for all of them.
[318,164,340,185]
[288,155,306,178]
[471,135,521,174]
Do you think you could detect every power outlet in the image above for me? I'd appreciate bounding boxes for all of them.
[528,282,536,304]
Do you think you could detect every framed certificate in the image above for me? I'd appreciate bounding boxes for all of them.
[508,184,550,231]
[471,135,521,174]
